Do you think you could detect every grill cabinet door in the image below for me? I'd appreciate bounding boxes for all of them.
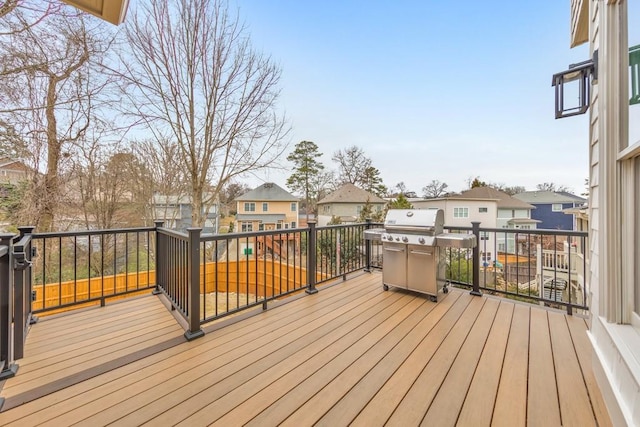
[407,245,437,296]
[382,242,406,288]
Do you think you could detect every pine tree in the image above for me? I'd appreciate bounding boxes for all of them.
[286,141,325,221]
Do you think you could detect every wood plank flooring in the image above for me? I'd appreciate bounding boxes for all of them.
[0,271,612,426]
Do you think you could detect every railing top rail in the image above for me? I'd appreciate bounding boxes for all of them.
[12,234,31,252]
[447,225,587,237]
[200,227,304,242]
[157,227,189,240]
[33,226,156,239]
[316,223,369,231]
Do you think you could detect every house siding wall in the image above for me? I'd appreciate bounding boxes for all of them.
[530,202,577,230]
[586,2,639,426]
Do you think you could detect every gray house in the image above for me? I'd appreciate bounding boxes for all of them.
[152,194,219,233]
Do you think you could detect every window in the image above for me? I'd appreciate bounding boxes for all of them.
[479,207,488,213]
[244,202,255,212]
[258,224,264,231]
[453,207,469,218]
[276,223,282,230]
[552,203,563,212]
[480,231,489,241]
[323,205,330,213]
[262,202,268,212]
[291,221,296,228]
[356,205,362,214]
[291,202,297,211]
[241,222,253,232]
[284,223,289,229]
[481,252,492,261]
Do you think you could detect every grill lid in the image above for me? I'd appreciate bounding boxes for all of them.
[384,209,444,235]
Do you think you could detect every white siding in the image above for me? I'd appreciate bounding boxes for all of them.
[587,2,640,426]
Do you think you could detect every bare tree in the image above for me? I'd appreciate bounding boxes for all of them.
[0,8,117,230]
[132,137,189,225]
[70,136,136,230]
[536,182,570,193]
[118,0,288,227]
[422,180,448,198]
[332,146,372,186]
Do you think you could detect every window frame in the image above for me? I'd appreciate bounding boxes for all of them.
[453,207,469,218]
[262,202,268,212]
[552,203,563,212]
[244,202,255,212]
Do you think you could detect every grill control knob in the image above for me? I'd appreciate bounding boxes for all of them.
[395,236,400,241]
[418,237,425,244]
[402,236,408,243]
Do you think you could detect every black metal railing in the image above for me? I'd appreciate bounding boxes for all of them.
[1,216,590,362]
[198,227,308,324]
[442,224,589,315]
[30,226,156,313]
[0,227,35,380]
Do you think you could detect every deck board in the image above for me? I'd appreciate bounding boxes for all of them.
[0,272,613,427]
[527,308,562,426]
[492,303,530,427]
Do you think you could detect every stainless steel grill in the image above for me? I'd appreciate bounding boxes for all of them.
[381,208,476,301]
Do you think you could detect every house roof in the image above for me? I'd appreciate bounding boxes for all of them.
[235,183,298,202]
[452,187,535,210]
[0,158,29,171]
[317,183,387,205]
[512,191,587,204]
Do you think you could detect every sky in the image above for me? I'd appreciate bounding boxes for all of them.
[229,1,638,196]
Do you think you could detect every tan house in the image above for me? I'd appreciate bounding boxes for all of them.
[316,183,386,226]
[0,158,29,185]
[567,1,639,425]
[235,183,299,232]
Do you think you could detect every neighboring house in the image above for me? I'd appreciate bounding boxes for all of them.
[413,187,538,263]
[0,158,29,185]
[513,191,586,230]
[566,1,640,425]
[316,183,386,226]
[153,194,219,233]
[234,183,299,231]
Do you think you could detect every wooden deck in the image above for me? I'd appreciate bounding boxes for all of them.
[0,272,611,426]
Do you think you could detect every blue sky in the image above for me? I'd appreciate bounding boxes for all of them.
[233,1,636,195]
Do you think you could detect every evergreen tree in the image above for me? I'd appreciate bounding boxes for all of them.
[361,166,387,198]
[388,193,412,209]
[286,141,325,221]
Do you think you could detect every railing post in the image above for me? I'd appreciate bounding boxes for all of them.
[0,233,17,380]
[185,228,204,341]
[152,221,164,295]
[17,227,37,326]
[470,222,482,296]
[13,227,34,360]
[306,220,318,294]
[364,218,372,272]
